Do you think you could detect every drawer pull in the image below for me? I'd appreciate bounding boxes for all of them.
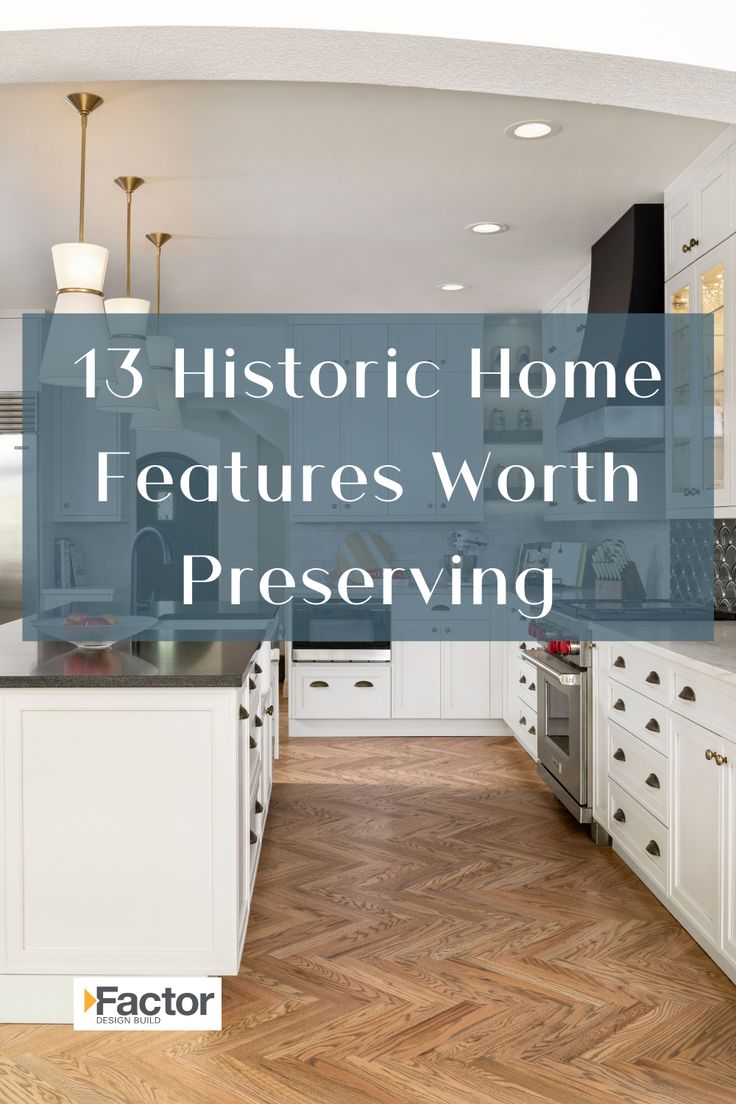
[529,682,536,692]
[645,718,660,733]
[612,698,626,712]
[519,715,527,726]
[645,773,661,789]
[519,643,527,651]
[519,675,527,685]
[705,748,716,761]
[432,604,450,611]
[249,736,257,750]
[613,808,626,823]
[613,655,626,668]
[266,704,275,715]
[254,800,264,814]
[254,662,263,675]
[254,715,264,727]
[645,840,661,857]
[239,705,249,720]
[249,677,257,690]
[310,680,329,688]
[645,671,660,685]
[250,830,258,846]
[528,725,536,736]
[678,685,696,702]
[715,753,729,767]
[613,748,626,762]
[355,680,374,688]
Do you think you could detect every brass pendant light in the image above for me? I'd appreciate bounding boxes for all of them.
[133,232,183,430]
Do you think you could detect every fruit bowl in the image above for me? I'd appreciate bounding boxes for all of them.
[32,614,158,650]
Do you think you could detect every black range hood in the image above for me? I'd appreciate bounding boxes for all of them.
[557,203,665,452]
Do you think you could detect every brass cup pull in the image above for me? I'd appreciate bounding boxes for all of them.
[613,655,626,668]
[613,698,626,711]
[254,715,264,727]
[239,705,249,720]
[265,704,274,715]
[519,716,527,726]
[529,682,536,692]
[249,677,257,690]
[250,830,258,846]
[355,680,373,688]
[529,725,536,736]
[613,748,626,762]
[715,753,728,767]
[254,662,262,675]
[255,800,264,814]
[645,773,661,789]
[249,736,257,750]
[678,685,696,702]
[613,808,626,823]
[310,680,329,688]
[645,671,660,685]
[645,840,661,857]
[705,748,715,761]
[645,718,660,733]
[519,643,527,651]
[519,675,527,684]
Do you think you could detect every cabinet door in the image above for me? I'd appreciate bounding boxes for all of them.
[392,640,442,718]
[665,189,696,281]
[695,153,731,261]
[670,716,723,944]
[435,323,484,520]
[720,738,736,970]
[696,243,731,513]
[340,324,389,519]
[290,324,343,517]
[440,634,490,719]
[665,267,704,512]
[388,323,439,518]
[55,387,123,521]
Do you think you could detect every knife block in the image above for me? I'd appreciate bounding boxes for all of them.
[595,580,622,599]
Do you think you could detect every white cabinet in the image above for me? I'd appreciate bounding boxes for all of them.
[387,323,438,518]
[390,634,497,720]
[440,634,491,719]
[290,323,343,518]
[340,324,389,519]
[665,150,732,280]
[54,387,125,521]
[391,640,442,717]
[670,716,727,945]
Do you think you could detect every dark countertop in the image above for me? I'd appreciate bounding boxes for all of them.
[0,619,269,687]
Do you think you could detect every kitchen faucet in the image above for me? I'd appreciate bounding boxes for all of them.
[130,526,174,615]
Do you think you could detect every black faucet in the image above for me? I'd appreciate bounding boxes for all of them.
[130,526,174,615]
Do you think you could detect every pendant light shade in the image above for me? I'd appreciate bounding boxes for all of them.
[133,232,182,430]
[42,92,110,386]
[98,176,158,413]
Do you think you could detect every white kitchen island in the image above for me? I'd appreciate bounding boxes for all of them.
[0,621,280,1023]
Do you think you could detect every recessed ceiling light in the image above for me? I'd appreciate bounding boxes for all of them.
[437,283,468,292]
[466,221,509,235]
[506,120,560,140]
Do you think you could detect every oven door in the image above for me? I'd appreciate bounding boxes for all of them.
[292,600,391,661]
[523,650,589,819]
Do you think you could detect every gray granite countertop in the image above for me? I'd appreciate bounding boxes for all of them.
[0,619,269,687]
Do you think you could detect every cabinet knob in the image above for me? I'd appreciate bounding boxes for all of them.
[265,704,274,715]
[431,627,438,633]
[613,655,626,668]
[444,627,451,634]
[331,503,338,510]
[678,685,696,702]
[613,808,626,823]
[519,675,527,684]
[645,718,660,733]
[645,773,661,789]
[254,715,264,727]
[682,237,700,254]
[239,705,249,720]
[613,747,626,762]
[64,501,71,509]
[645,839,661,857]
[440,502,447,509]
[705,748,716,761]
[250,830,258,846]
[645,671,660,685]
[715,753,728,767]
[249,735,257,750]
[519,716,527,726]
[612,698,626,711]
[427,502,433,509]
[529,682,536,692]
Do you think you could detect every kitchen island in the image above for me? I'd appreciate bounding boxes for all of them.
[0,617,280,1023]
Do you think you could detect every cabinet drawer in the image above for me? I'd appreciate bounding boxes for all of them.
[516,704,538,743]
[514,658,538,709]
[606,678,669,755]
[604,644,668,703]
[670,667,736,734]
[609,780,669,893]
[608,721,669,826]
[293,665,391,719]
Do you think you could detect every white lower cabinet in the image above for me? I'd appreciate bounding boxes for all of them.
[390,639,493,719]
[503,641,537,758]
[597,642,736,985]
[440,639,491,719]
[670,716,727,946]
[392,641,442,718]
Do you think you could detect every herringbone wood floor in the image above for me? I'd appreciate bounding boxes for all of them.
[2,713,736,1104]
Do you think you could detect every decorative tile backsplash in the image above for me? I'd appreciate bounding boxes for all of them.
[714,520,736,612]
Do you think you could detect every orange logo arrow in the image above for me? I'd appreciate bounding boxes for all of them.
[83,989,97,1012]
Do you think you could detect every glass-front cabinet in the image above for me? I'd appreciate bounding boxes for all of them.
[666,237,733,516]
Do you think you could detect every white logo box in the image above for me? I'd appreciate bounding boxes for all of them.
[73,977,222,1031]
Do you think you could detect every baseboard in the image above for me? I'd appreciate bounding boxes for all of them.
[0,975,74,1023]
[288,718,511,737]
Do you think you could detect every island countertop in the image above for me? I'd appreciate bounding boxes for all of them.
[0,618,273,687]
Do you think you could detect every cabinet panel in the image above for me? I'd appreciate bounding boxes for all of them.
[388,323,438,518]
[665,189,696,280]
[721,745,736,971]
[435,323,484,520]
[696,153,731,261]
[440,637,490,718]
[290,324,343,517]
[670,716,723,944]
[340,324,389,519]
[391,640,442,718]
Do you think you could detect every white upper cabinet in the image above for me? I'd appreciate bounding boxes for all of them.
[665,134,735,281]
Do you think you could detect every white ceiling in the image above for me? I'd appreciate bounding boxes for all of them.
[0,81,726,313]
